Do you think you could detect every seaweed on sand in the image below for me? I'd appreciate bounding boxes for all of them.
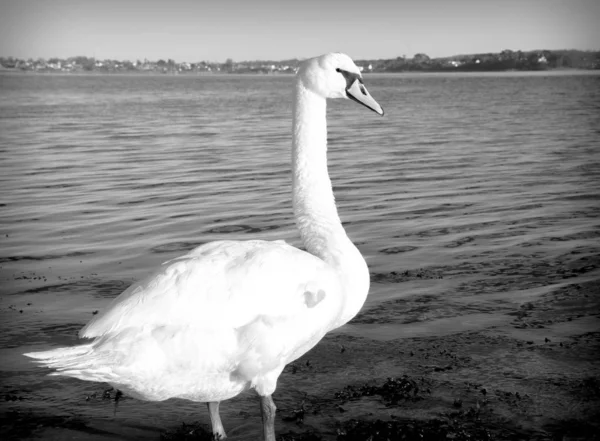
[335,376,426,405]
[336,417,492,441]
[159,421,214,441]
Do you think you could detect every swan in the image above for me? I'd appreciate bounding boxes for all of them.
[25,52,384,440]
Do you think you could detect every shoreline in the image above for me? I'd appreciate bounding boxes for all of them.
[1,67,599,77]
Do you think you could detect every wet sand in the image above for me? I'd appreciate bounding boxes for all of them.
[1,252,599,440]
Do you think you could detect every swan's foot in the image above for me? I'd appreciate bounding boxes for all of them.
[259,395,277,441]
[207,401,227,440]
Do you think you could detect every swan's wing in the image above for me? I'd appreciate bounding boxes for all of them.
[80,240,341,339]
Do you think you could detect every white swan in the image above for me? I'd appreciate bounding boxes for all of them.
[25,52,384,440]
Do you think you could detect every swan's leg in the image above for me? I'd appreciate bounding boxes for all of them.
[206,401,227,439]
[259,395,277,441]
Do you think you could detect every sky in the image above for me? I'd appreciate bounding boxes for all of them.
[0,0,598,62]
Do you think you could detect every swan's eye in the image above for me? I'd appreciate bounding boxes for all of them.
[335,68,341,72]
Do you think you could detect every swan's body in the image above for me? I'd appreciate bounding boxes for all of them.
[25,53,383,440]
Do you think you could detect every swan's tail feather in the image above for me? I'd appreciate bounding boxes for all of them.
[24,344,117,383]
[24,344,93,361]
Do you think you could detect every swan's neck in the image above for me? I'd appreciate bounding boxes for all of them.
[292,84,343,251]
[292,81,369,327]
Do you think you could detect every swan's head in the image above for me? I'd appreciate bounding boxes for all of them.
[297,52,384,116]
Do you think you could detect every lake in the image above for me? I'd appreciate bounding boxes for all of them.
[1,71,599,439]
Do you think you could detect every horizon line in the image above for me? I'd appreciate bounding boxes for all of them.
[2,48,599,64]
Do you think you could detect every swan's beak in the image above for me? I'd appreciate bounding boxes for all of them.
[346,80,384,116]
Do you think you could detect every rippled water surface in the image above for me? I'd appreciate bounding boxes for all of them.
[1,71,599,438]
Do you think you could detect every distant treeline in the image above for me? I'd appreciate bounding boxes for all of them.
[361,49,600,72]
[1,49,598,74]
